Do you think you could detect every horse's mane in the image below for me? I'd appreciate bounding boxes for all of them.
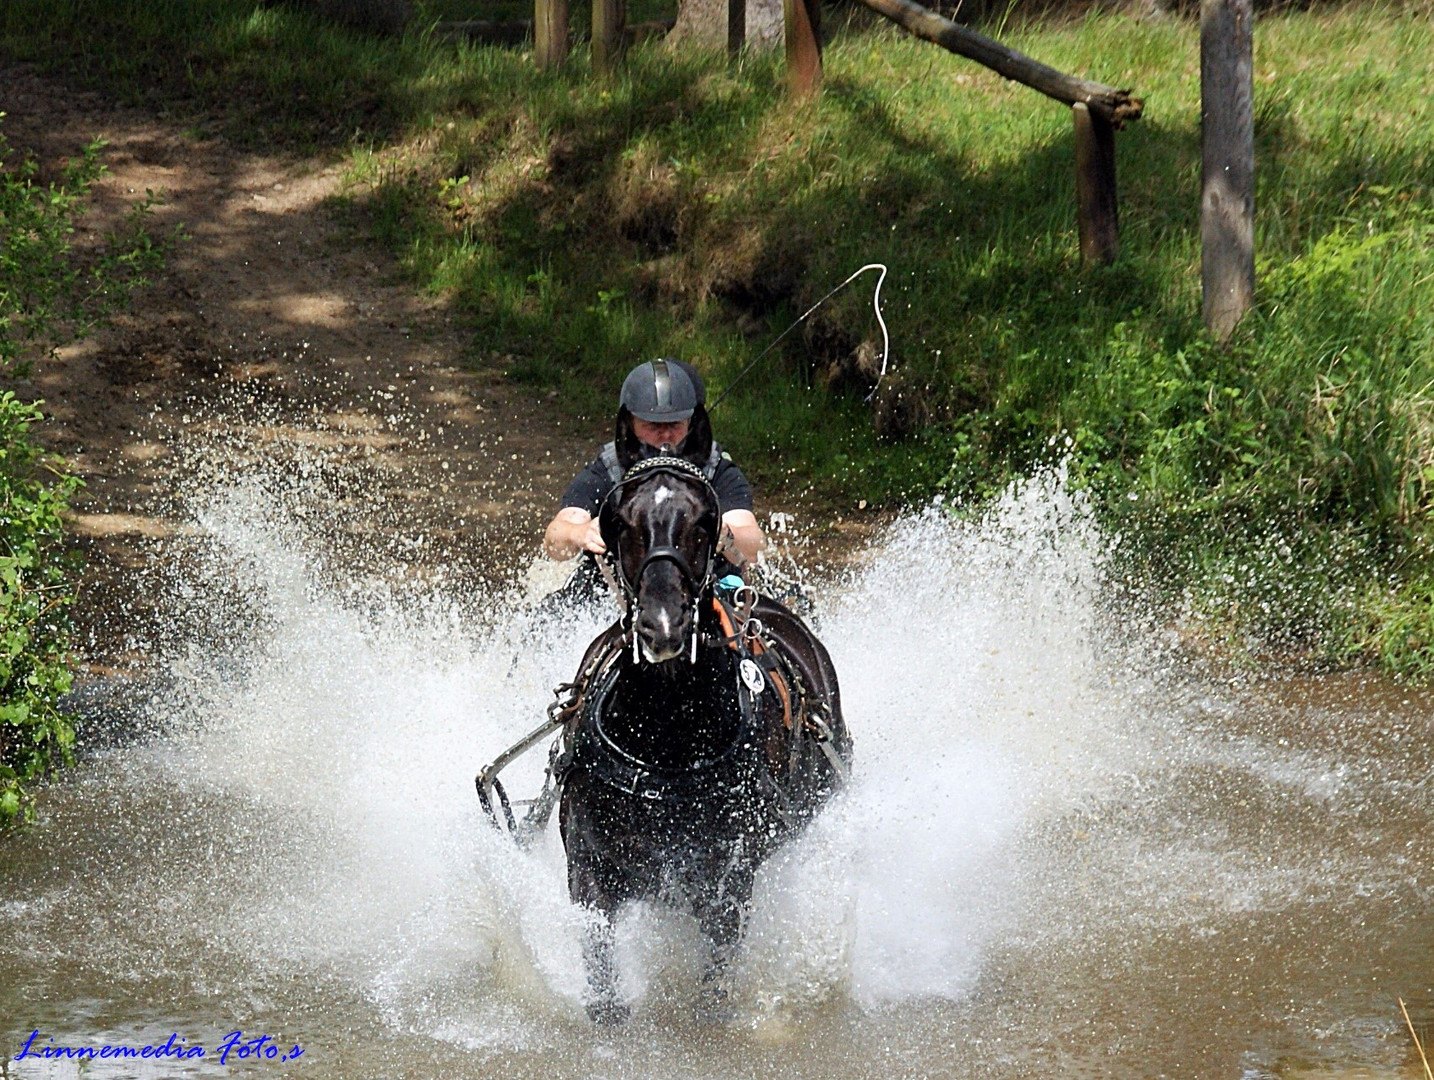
[619,454,706,483]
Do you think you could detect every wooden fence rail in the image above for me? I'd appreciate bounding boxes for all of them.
[855,0,1143,126]
[853,0,1142,262]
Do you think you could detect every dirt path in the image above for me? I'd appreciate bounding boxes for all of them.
[3,62,608,675]
[2,63,881,684]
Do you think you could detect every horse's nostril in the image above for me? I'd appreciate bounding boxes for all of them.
[636,606,689,657]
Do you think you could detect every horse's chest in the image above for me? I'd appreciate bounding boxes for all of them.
[561,760,781,886]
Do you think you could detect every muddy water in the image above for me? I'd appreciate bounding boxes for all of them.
[3,465,1433,1080]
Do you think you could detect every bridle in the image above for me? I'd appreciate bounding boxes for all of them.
[600,455,720,664]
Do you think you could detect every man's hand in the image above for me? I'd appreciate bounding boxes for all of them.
[719,510,764,567]
[544,508,606,559]
[717,527,741,564]
[580,517,606,554]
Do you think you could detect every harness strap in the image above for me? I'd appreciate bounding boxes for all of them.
[600,441,622,484]
[601,440,725,485]
[638,545,704,593]
[574,657,762,802]
[711,597,793,730]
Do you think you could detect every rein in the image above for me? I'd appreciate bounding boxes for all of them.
[577,655,756,801]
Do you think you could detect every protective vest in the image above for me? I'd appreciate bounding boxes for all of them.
[599,441,725,485]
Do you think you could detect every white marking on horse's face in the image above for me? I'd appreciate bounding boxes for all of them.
[653,485,673,506]
[657,609,673,637]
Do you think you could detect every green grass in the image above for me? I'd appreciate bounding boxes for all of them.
[3,0,1434,670]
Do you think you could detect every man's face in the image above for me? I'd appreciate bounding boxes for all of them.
[632,417,690,449]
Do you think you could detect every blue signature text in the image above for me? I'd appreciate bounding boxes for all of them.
[12,1029,305,1064]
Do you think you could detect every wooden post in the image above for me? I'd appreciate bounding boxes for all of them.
[1073,102,1118,264]
[535,0,569,68]
[784,0,821,98]
[1200,0,1254,341]
[728,0,745,55]
[593,0,626,73]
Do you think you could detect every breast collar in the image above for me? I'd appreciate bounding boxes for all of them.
[571,653,762,802]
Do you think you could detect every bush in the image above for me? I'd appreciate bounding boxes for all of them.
[0,120,164,825]
[0,394,80,825]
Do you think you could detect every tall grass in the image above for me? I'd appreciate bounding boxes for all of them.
[3,0,1432,669]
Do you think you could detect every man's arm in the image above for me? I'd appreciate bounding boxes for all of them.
[719,509,763,568]
[544,507,606,560]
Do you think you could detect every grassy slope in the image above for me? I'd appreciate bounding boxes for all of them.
[3,0,1432,669]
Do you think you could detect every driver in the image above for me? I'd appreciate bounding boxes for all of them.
[544,359,764,580]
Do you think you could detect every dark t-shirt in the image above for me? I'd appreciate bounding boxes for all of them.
[560,445,754,518]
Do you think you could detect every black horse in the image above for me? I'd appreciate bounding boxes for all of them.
[555,427,851,1024]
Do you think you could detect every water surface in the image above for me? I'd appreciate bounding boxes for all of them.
[3,467,1432,1080]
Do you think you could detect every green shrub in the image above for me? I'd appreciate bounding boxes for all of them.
[1,124,166,378]
[0,120,164,825]
[0,393,80,825]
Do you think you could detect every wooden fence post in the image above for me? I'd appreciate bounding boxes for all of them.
[1073,102,1119,264]
[1200,0,1254,341]
[535,0,569,68]
[784,0,822,98]
[593,0,626,72]
[728,0,745,55]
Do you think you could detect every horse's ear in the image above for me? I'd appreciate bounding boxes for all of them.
[614,405,644,472]
[677,404,713,468]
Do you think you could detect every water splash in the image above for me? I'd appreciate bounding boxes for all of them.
[103,460,1157,1024]
[9,450,1434,1077]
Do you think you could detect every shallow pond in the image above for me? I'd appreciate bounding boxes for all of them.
[3,469,1432,1080]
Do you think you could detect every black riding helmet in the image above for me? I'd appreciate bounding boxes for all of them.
[619,358,702,421]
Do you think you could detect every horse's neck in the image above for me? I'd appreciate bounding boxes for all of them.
[603,649,743,770]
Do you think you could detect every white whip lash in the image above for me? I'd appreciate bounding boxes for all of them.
[709,263,890,410]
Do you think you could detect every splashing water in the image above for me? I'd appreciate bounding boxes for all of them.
[4,455,1433,1079]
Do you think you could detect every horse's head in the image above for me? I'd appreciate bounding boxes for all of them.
[600,420,720,664]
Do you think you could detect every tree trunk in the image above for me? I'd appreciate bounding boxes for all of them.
[784,0,821,98]
[728,0,745,54]
[1200,0,1254,341]
[746,0,783,50]
[593,0,627,72]
[535,0,570,67]
[669,0,782,51]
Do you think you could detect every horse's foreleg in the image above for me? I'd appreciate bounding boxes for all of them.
[693,862,755,1023]
[581,915,627,1026]
[569,854,629,1025]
